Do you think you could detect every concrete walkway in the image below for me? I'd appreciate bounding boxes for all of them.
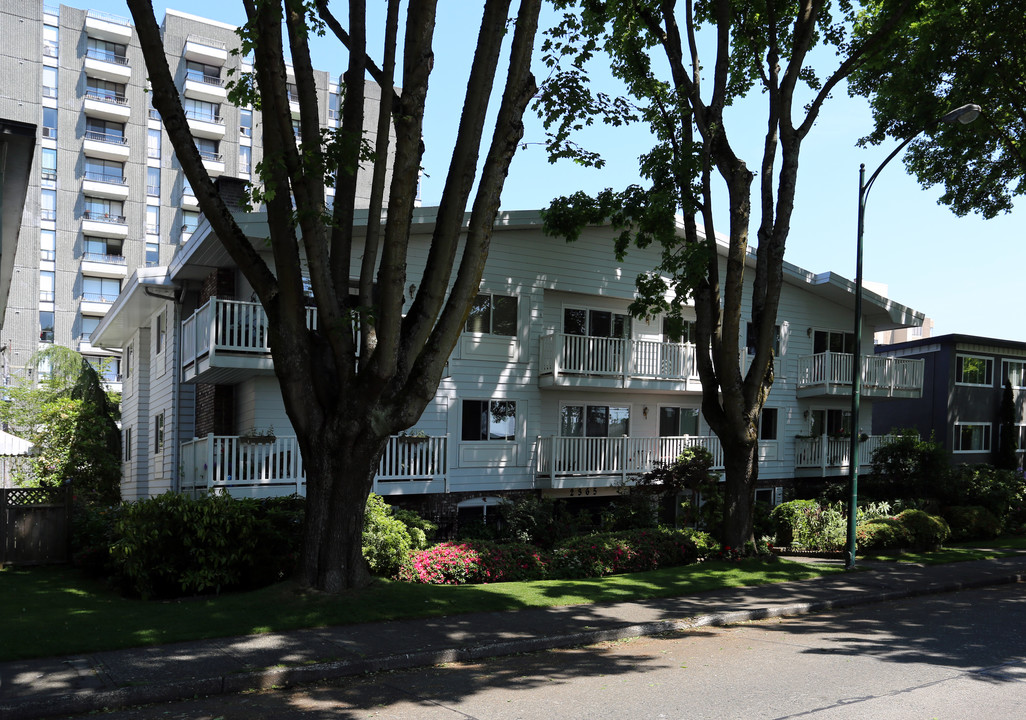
[3,553,1025,720]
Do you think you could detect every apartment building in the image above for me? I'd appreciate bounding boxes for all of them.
[94,205,928,527]
[0,2,371,388]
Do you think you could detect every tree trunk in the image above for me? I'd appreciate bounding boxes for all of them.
[298,424,389,591]
[721,438,757,550]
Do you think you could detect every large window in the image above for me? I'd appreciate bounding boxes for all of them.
[85,77,126,103]
[561,405,630,438]
[185,60,220,84]
[84,196,123,221]
[41,148,57,183]
[86,118,125,143]
[154,412,165,454]
[147,128,161,158]
[146,206,159,235]
[86,38,126,64]
[196,137,220,161]
[239,144,251,174]
[42,107,57,139]
[811,409,850,437]
[40,189,56,221]
[85,157,124,183]
[956,355,993,386]
[760,408,778,441]
[564,307,629,338]
[466,293,517,336]
[42,66,57,97]
[659,406,699,437]
[39,311,54,343]
[80,315,101,342]
[43,24,58,57]
[83,236,122,262]
[39,270,55,302]
[746,322,782,355]
[662,317,695,343]
[954,423,991,453]
[239,108,252,137]
[462,400,516,441]
[147,167,161,196]
[40,229,56,261]
[813,330,855,354]
[184,98,220,123]
[1003,360,1026,389]
[82,276,121,303]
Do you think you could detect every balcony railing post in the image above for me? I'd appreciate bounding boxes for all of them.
[820,433,828,474]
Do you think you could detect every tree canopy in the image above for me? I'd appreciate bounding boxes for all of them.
[850,0,1026,218]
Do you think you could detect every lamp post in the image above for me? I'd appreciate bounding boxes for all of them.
[845,103,981,570]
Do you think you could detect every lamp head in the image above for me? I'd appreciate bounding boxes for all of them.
[940,103,982,125]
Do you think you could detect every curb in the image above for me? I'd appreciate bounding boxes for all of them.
[4,568,1025,720]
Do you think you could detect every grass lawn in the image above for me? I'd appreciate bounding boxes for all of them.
[1,557,841,662]
[948,535,1026,551]
[858,546,1017,564]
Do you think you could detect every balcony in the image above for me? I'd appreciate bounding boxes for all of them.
[83,131,130,161]
[796,352,924,399]
[179,433,449,498]
[80,291,119,315]
[181,191,199,210]
[83,47,131,83]
[535,435,723,489]
[180,298,318,384]
[538,333,702,392]
[81,210,128,238]
[85,9,132,43]
[81,252,128,279]
[794,434,888,477]
[83,90,131,122]
[183,73,227,103]
[185,110,226,139]
[184,35,228,65]
[200,150,225,177]
[82,171,129,199]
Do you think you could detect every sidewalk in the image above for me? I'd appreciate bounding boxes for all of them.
[3,553,1025,720]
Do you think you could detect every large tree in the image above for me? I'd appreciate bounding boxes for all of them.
[538,0,910,548]
[850,0,1026,219]
[127,0,542,591]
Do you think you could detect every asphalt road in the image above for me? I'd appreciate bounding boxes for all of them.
[78,583,1026,719]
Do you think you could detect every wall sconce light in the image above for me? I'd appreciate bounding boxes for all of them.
[643,406,649,418]
[408,283,417,299]
[806,327,813,337]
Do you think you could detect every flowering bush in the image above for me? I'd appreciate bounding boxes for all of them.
[550,528,698,578]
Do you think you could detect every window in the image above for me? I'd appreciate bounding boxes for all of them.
[147,128,161,159]
[746,322,781,355]
[41,148,57,183]
[185,60,220,84]
[42,66,57,97]
[466,293,517,336]
[811,409,850,437]
[84,157,124,184]
[86,118,125,143]
[813,330,855,354]
[239,109,252,137]
[759,408,778,441]
[147,167,161,196]
[80,315,101,342]
[40,229,56,261]
[1003,360,1026,389]
[146,206,159,235]
[85,77,125,102]
[82,276,121,303]
[125,343,133,378]
[956,355,993,386]
[146,242,159,266]
[328,92,339,122]
[954,423,991,453]
[83,236,122,262]
[182,177,194,197]
[196,137,220,162]
[182,210,200,237]
[184,98,219,123]
[123,426,132,462]
[42,107,57,139]
[155,309,166,354]
[462,400,516,441]
[86,38,127,64]
[659,406,699,437]
[239,144,251,174]
[43,24,58,57]
[39,311,54,343]
[662,317,695,344]
[87,356,120,383]
[564,307,629,338]
[40,189,56,221]
[154,413,165,454]
[84,197,123,221]
[561,405,629,438]
[39,270,54,302]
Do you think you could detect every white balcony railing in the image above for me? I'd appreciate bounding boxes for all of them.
[796,352,924,397]
[536,435,723,481]
[539,333,700,384]
[180,433,449,498]
[794,434,888,471]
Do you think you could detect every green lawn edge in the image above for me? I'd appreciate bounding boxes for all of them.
[1,557,838,662]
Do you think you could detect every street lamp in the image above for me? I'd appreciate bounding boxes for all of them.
[845,103,981,570]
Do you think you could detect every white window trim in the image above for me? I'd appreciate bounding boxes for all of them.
[1001,359,1026,389]
[955,353,994,387]
[464,291,519,337]
[953,422,991,453]
[460,398,518,443]
[656,404,701,437]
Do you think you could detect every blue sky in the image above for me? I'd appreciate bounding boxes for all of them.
[92,1,1025,340]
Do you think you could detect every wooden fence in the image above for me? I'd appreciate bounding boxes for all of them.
[1,486,69,565]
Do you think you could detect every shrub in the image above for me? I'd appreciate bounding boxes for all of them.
[770,500,845,550]
[941,505,1003,541]
[111,493,262,599]
[549,528,699,579]
[363,493,421,578]
[769,500,818,546]
[71,500,123,577]
[895,509,950,550]
[399,542,486,584]
[938,465,1026,521]
[855,518,913,551]
[869,430,950,501]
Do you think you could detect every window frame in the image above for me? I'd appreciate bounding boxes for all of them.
[953,422,991,453]
[759,407,778,441]
[461,399,518,442]
[956,354,994,387]
[1002,359,1026,389]
[465,292,518,336]
[154,412,165,454]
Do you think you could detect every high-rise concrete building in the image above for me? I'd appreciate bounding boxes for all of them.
[0,2,364,388]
